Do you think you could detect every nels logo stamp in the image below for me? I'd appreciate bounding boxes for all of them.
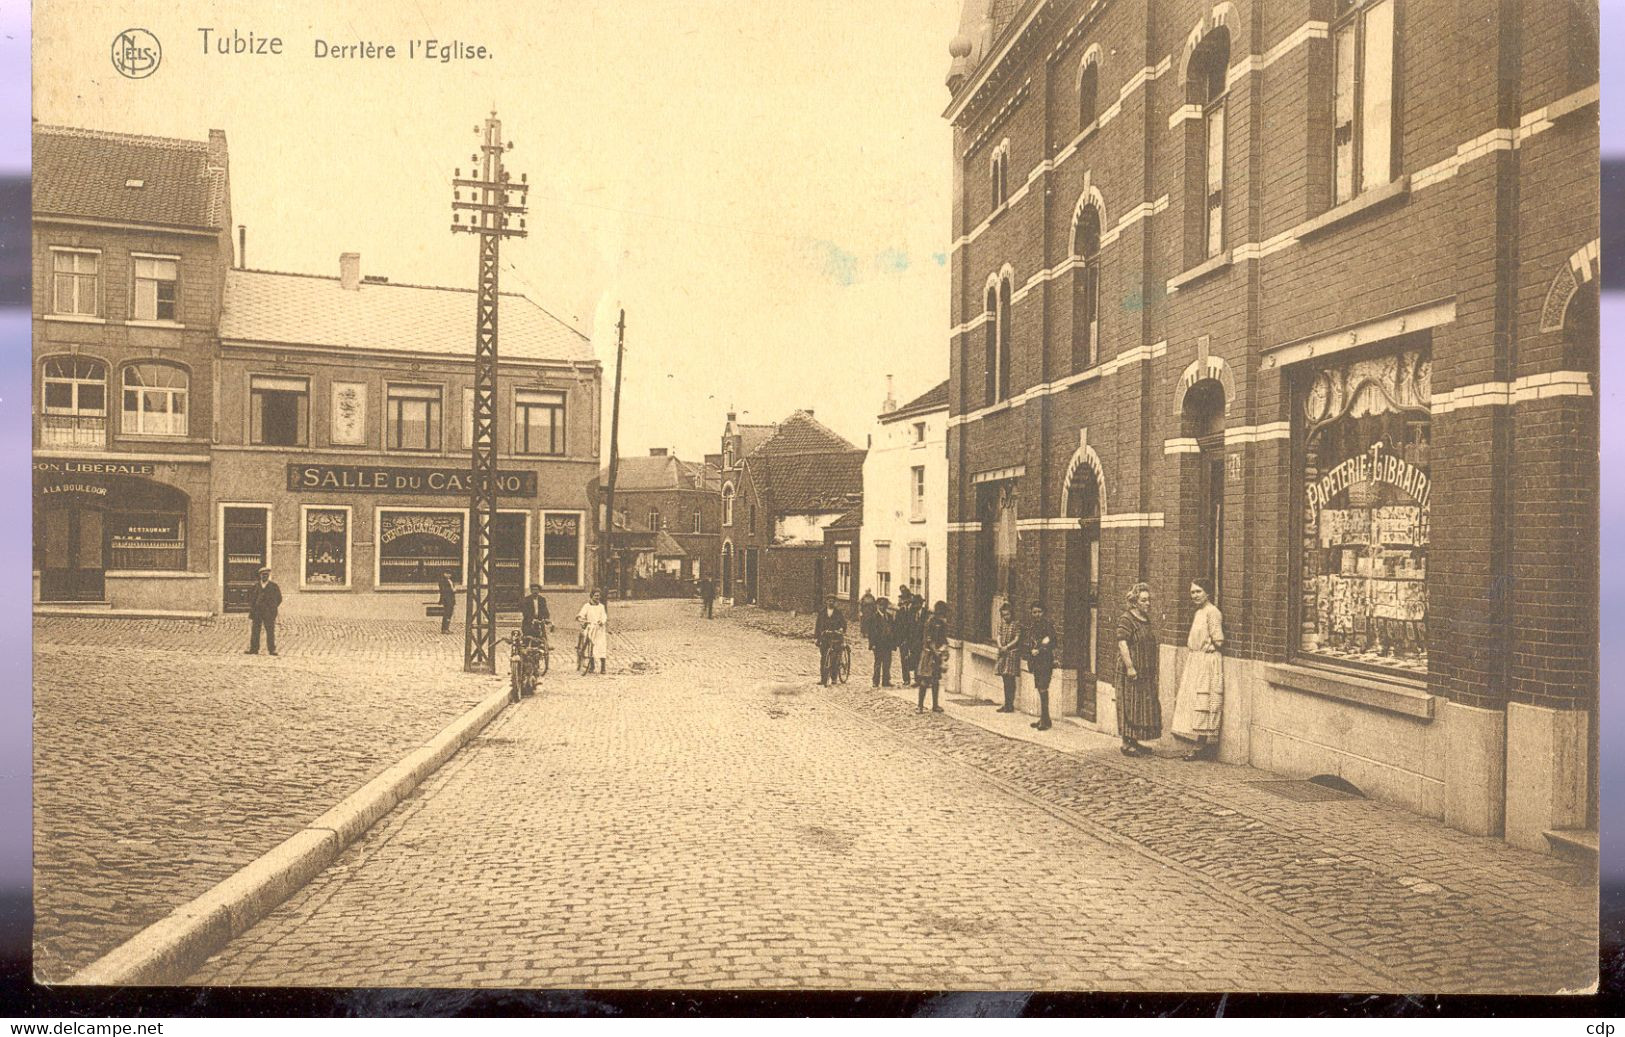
[111,28,161,79]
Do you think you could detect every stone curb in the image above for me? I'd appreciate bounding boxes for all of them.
[64,686,513,986]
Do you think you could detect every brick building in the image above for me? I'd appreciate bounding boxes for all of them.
[591,448,721,596]
[32,126,234,613]
[941,0,1598,852]
[718,410,865,611]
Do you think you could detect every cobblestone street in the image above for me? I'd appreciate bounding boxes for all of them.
[179,600,1593,993]
[33,613,506,981]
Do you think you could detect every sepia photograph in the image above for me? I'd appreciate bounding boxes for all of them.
[26,0,1601,999]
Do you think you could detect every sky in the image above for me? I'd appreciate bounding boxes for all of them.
[31,0,964,462]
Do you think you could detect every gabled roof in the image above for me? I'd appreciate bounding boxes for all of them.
[753,410,857,456]
[737,424,777,458]
[750,449,866,514]
[34,124,229,231]
[598,454,719,491]
[220,268,592,363]
[880,379,950,423]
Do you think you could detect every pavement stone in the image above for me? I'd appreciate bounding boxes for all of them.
[186,600,1593,993]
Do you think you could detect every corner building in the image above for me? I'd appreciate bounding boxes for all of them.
[941,0,1598,852]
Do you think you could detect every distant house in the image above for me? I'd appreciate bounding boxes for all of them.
[590,447,720,597]
[860,378,948,607]
[718,409,864,611]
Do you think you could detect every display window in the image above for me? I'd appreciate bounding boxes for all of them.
[107,513,185,570]
[541,511,582,587]
[1298,345,1430,675]
[378,508,465,586]
[302,506,351,588]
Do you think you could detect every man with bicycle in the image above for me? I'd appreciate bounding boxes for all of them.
[815,594,847,686]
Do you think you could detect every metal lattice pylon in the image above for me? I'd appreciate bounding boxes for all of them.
[451,112,528,672]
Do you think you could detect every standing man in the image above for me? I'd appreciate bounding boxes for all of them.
[437,570,456,634]
[699,577,716,619]
[521,583,551,645]
[1025,602,1058,731]
[869,597,896,688]
[815,594,847,686]
[895,587,922,687]
[245,566,282,656]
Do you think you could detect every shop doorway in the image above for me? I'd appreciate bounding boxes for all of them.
[492,512,527,611]
[1065,468,1101,722]
[222,505,270,613]
[39,503,106,603]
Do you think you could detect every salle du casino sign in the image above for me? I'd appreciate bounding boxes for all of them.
[287,463,537,498]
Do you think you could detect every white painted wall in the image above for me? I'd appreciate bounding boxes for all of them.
[776,511,840,545]
[859,405,947,604]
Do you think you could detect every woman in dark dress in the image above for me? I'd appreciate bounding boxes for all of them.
[916,601,950,713]
[1114,581,1161,756]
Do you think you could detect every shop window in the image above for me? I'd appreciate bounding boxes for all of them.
[51,249,98,316]
[1073,205,1102,370]
[1186,28,1230,263]
[542,511,582,586]
[516,389,565,455]
[106,513,185,570]
[836,544,852,597]
[974,480,1019,641]
[377,509,464,586]
[387,384,442,452]
[1299,345,1430,676]
[250,375,309,447]
[132,255,178,321]
[874,541,892,599]
[1332,0,1396,205]
[122,362,188,436]
[41,356,107,449]
[910,465,927,521]
[302,507,350,588]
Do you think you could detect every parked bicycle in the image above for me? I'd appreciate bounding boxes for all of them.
[502,625,552,702]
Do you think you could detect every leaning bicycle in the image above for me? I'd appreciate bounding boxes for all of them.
[502,626,552,702]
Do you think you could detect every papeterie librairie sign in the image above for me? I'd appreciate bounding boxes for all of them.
[286,463,537,497]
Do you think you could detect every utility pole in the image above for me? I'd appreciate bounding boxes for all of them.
[599,309,627,600]
[451,111,528,673]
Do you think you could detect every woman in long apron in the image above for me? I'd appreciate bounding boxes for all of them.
[1171,577,1225,761]
[576,589,609,674]
[1114,582,1161,756]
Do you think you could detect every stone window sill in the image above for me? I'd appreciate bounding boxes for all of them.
[126,320,187,330]
[43,314,106,325]
[1265,661,1435,720]
[1167,250,1233,293]
[1297,176,1411,242]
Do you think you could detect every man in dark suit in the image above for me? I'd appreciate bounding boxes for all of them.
[437,571,456,634]
[1025,603,1058,731]
[815,595,847,686]
[868,597,896,688]
[895,587,923,686]
[521,583,551,643]
[698,577,716,619]
[246,566,282,656]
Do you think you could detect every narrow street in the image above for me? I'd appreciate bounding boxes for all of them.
[174,600,1592,993]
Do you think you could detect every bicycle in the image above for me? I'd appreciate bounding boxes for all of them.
[502,626,552,702]
[820,634,852,685]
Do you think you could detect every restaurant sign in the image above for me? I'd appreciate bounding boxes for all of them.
[287,463,537,497]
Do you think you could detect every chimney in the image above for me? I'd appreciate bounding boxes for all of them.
[237,225,246,269]
[649,447,668,457]
[339,252,361,291]
[882,374,897,413]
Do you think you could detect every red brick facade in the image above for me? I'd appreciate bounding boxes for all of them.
[943,0,1597,844]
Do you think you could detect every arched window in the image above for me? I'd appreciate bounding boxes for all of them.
[984,284,999,406]
[1073,205,1103,370]
[1187,27,1230,260]
[40,356,107,448]
[1079,58,1099,129]
[722,482,736,526]
[121,362,189,437]
[997,277,1013,401]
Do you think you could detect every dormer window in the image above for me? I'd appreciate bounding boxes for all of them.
[124,178,145,189]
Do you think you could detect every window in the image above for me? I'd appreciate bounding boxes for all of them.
[874,541,892,599]
[975,480,1019,640]
[387,384,442,451]
[908,544,927,603]
[691,510,702,534]
[749,502,757,532]
[722,483,736,526]
[910,465,927,522]
[377,509,464,586]
[301,506,351,588]
[998,278,1013,399]
[1079,57,1099,128]
[1073,204,1102,369]
[984,276,1013,405]
[1332,0,1396,205]
[463,387,478,448]
[542,511,583,586]
[648,509,662,532]
[516,389,566,456]
[132,256,178,321]
[836,544,852,597]
[107,513,185,570]
[51,250,98,316]
[912,421,927,444]
[989,141,1010,208]
[1299,345,1429,676]
[41,356,107,448]
[250,375,309,447]
[984,284,999,405]
[121,363,188,436]
[1187,28,1230,260]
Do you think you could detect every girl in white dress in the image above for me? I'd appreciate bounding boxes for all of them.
[576,589,609,674]
[1171,578,1225,761]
